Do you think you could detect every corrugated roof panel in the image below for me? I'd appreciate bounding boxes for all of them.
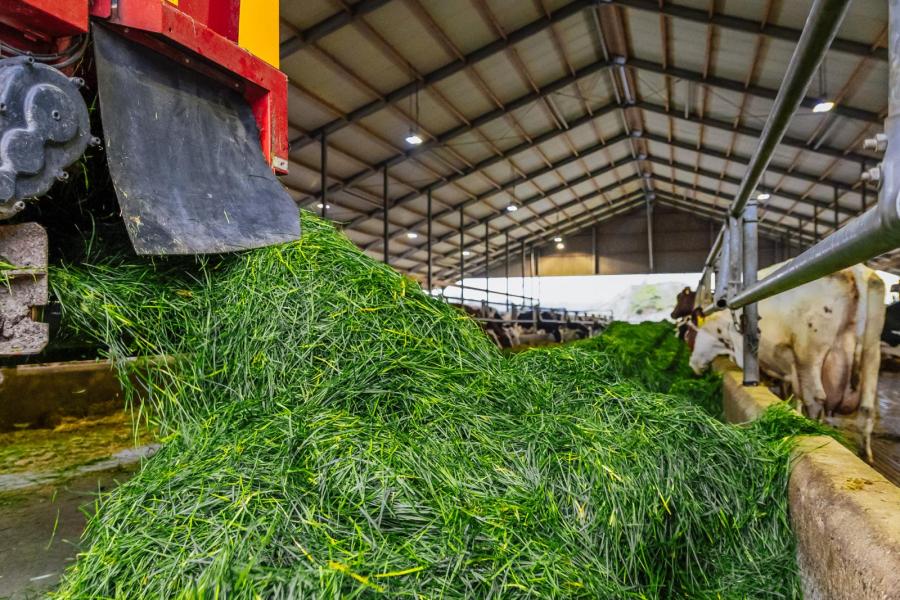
[280,0,340,32]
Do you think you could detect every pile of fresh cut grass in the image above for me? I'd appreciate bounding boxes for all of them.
[50,211,803,598]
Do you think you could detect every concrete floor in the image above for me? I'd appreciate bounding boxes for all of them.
[0,412,156,599]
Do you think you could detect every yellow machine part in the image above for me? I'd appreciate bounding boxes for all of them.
[238,0,279,68]
[161,0,279,68]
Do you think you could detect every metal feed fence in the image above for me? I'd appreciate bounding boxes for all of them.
[693,0,900,386]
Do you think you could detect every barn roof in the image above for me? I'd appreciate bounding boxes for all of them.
[278,0,889,283]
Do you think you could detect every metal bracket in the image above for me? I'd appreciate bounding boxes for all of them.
[0,223,48,356]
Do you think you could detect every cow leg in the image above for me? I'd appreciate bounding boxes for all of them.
[796,357,829,421]
[857,274,886,463]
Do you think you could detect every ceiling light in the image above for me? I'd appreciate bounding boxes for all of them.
[555,242,565,250]
[316,203,332,209]
[406,231,419,239]
[405,129,423,145]
[812,100,834,113]
[756,193,770,201]
[462,250,471,257]
[506,204,518,212]
[553,236,563,243]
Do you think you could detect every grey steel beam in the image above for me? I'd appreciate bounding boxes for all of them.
[729,0,900,311]
[369,127,856,257]
[728,0,853,219]
[652,173,825,223]
[639,130,856,193]
[394,171,643,263]
[625,57,881,125]
[340,103,622,230]
[611,0,886,61]
[289,0,600,151]
[280,0,395,60]
[304,56,614,202]
[426,190,433,290]
[369,152,634,254]
[383,167,390,264]
[425,189,646,278]
[636,100,871,164]
[654,193,816,244]
[741,199,760,386]
[430,193,647,279]
[642,155,857,217]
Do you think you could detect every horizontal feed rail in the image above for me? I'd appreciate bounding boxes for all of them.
[693,0,900,386]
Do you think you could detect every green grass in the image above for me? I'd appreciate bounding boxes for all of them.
[48,212,811,598]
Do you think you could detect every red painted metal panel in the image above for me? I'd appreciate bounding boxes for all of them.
[0,0,88,39]
[180,0,240,42]
[107,0,289,171]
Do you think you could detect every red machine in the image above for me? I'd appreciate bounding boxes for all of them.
[0,0,299,354]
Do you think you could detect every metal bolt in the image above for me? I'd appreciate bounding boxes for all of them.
[25,56,34,65]
[51,110,60,120]
[862,133,888,152]
[55,170,69,182]
[13,200,25,211]
[69,77,85,88]
[861,165,882,183]
[89,136,102,147]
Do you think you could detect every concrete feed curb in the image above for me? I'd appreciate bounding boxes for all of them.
[713,357,900,600]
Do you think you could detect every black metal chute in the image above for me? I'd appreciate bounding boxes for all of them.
[92,26,300,255]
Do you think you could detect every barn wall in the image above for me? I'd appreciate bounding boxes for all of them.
[480,205,800,278]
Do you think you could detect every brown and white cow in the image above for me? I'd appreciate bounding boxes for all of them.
[689,263,885,461]
[671,287,705,350]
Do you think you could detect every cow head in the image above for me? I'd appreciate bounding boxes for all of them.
[689,314,735,374]
[671,287,697,319]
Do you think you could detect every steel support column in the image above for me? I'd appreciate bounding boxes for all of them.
[742,200,760,386]
[320,133,328,218]
[383,167,389,264]
[459,207,465,302]
[426,190,433,291]
[484,224,490,307]
[646,197,655,273]
[505,233,511,312]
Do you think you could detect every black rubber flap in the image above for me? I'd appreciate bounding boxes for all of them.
[92,26,300,255]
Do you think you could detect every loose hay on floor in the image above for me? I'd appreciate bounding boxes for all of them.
[50,212,806,598]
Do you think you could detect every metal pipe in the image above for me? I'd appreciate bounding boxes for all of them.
[505,233,510,313]
[426,190,433,291]
[521,240,527,299]
[728,0,853,218]
[320,133,328,219]
[729,201,900,307]
[592,224,599,274]
[729,0,900,308]
[646,197,655,272]
[459,207,465,302]
[713,226,731,307]
[727,214,742,299]
[833,185,840,232]
[742,200,760,386]
[383,167,389,264]
[484,224,490,307]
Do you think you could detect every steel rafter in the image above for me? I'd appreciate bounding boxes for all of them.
[636,100,872,163]
[623,57,881,125]
[611,0,886,61]
[387,170,644,261]
[280,0,395,59]
[428,192,647,279]
[288,0,600,151]
[360,134,632,251]
[382,143,857,269]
